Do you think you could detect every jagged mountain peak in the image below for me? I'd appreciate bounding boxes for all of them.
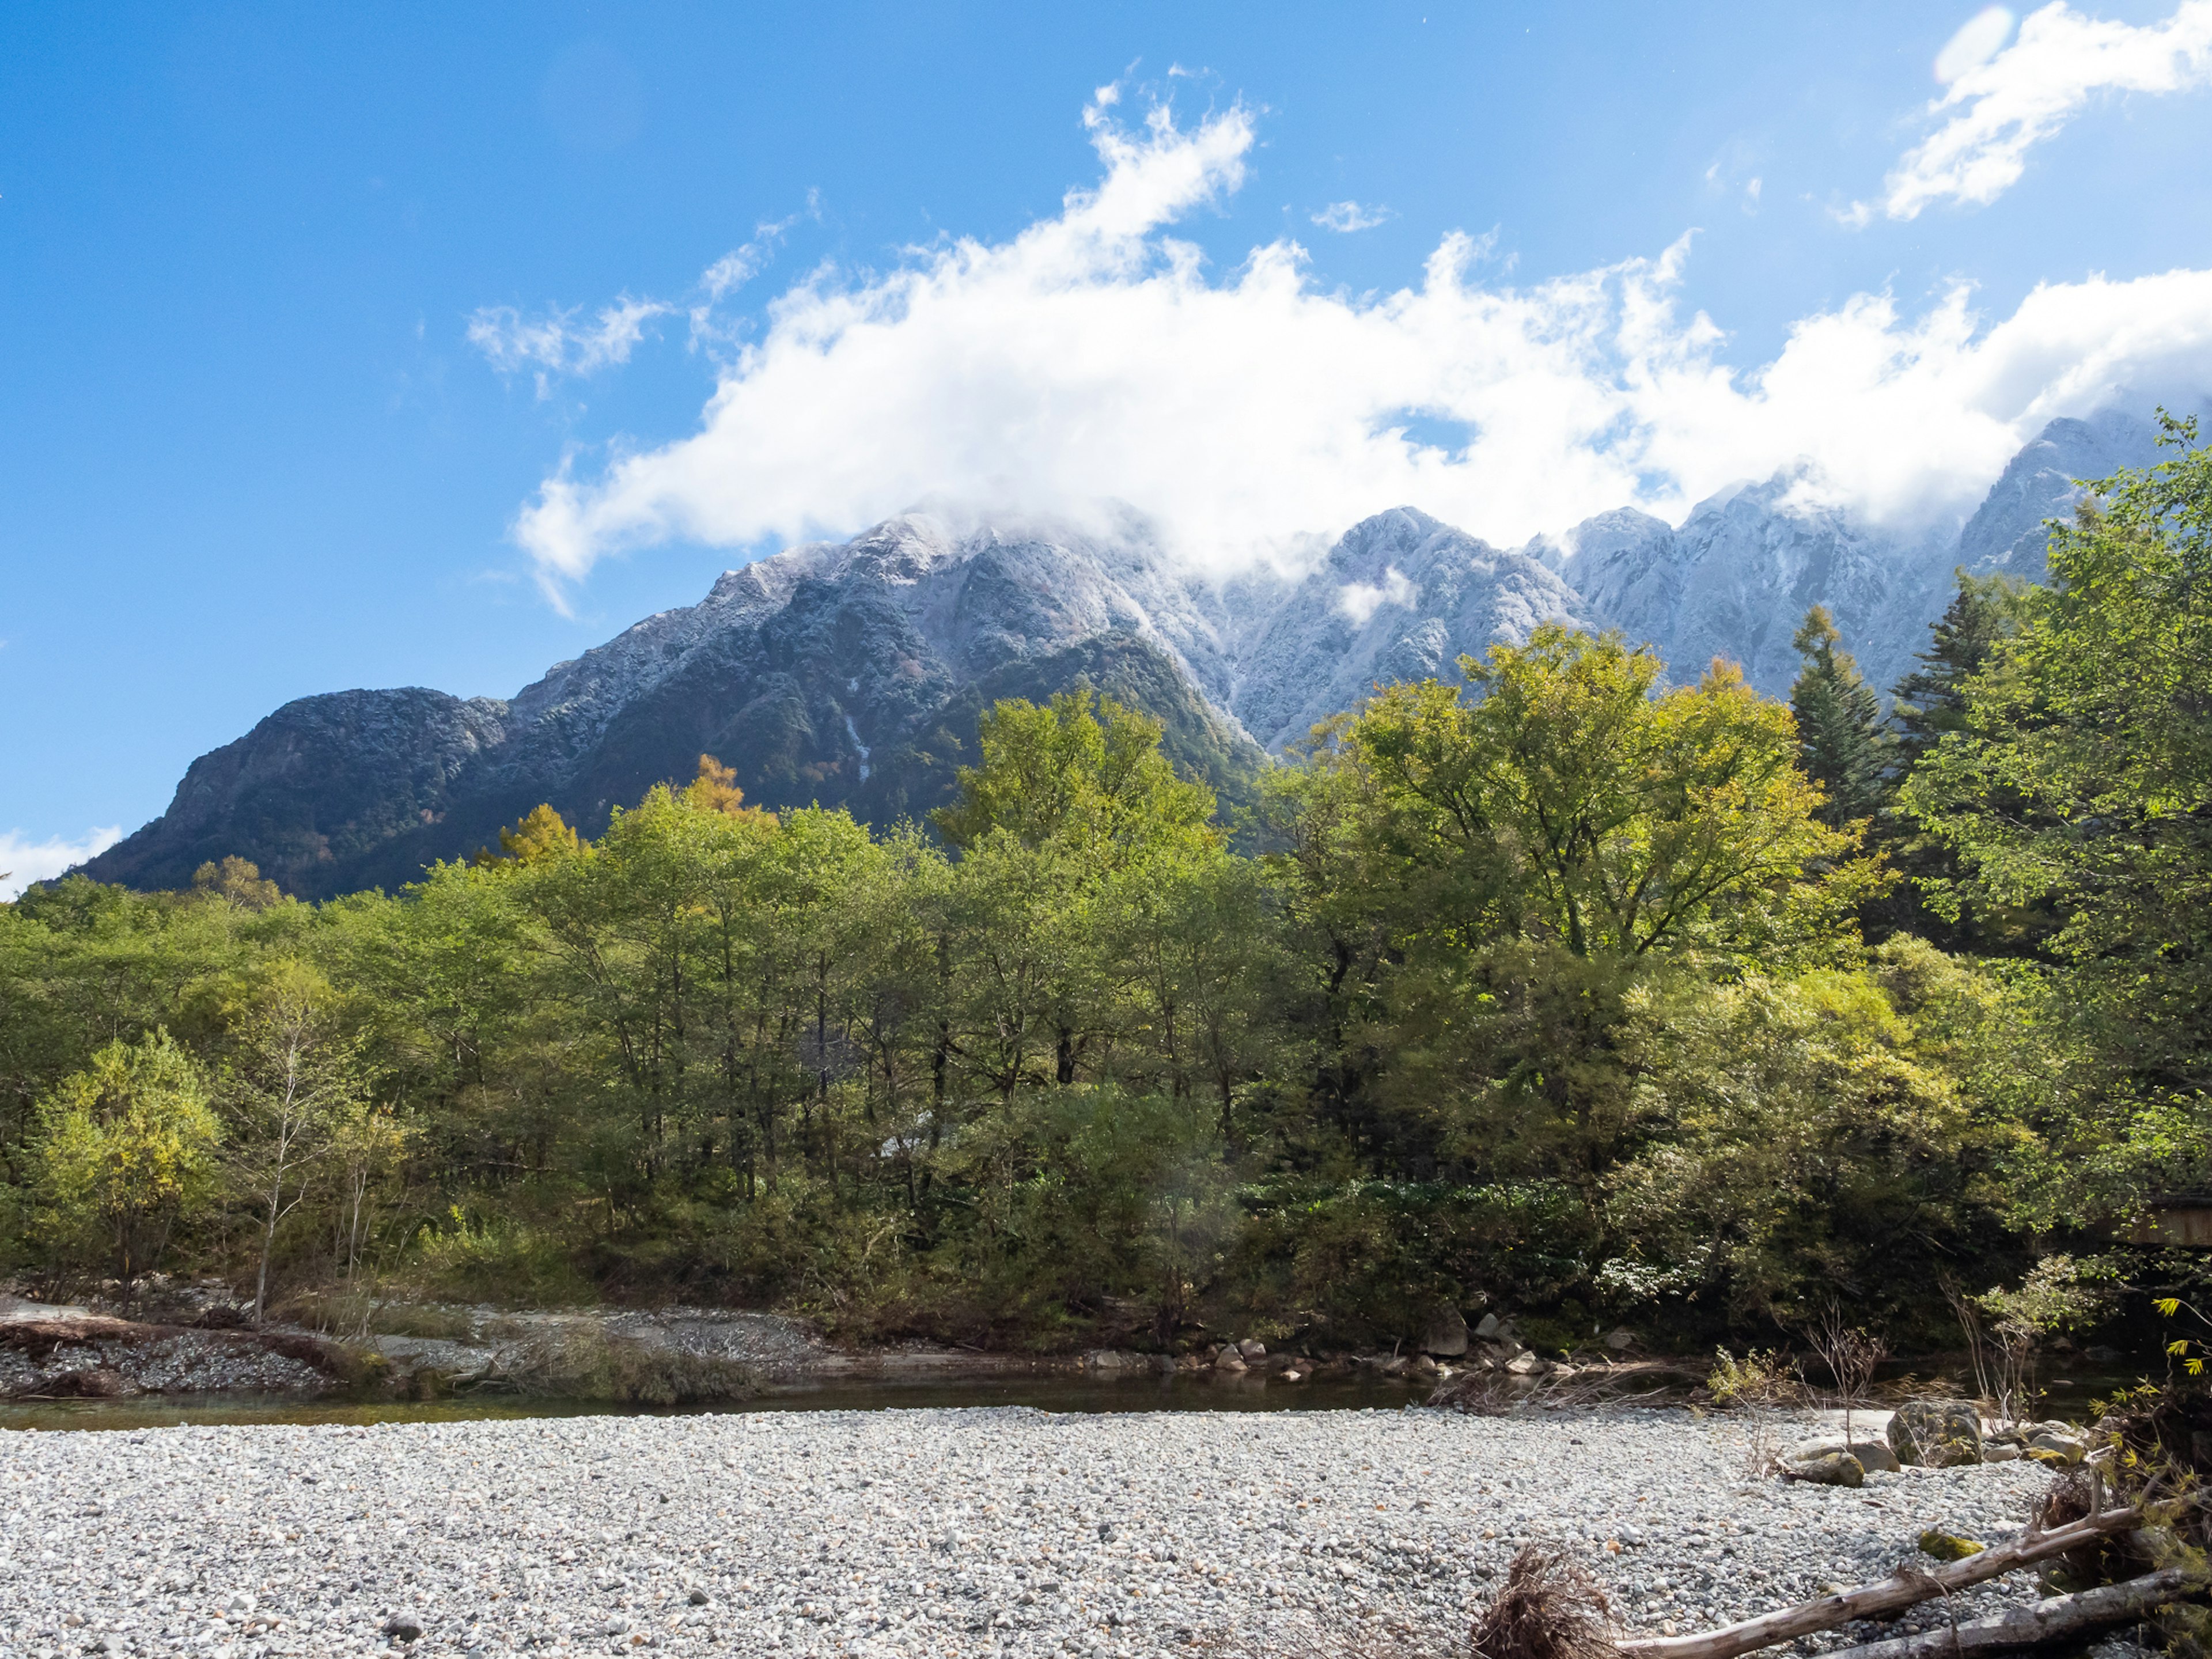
[1226,506,1588,751]
[74,407,2188,899]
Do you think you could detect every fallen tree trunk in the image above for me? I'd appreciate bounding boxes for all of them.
[1617,1506,2149,1659]
[1812,1566,2199,1659]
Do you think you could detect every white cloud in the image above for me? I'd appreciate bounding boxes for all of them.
[1312,200,1392,233]
[1936,7,2018,84]
[1,826,122,901]
[690,203,815,353]
[1861,0,2212,222]
[502,94,2212,600]
[467,294,674,397]
[1339,566,1419,624]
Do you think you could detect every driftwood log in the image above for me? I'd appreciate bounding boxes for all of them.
[1616,1506,2149,1659]
[1808,1566,2199,1659]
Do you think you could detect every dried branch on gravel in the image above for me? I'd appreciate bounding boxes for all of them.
[1615,1505,2151,1659]
[1808,1566,2202,1659]
[1469,1546,1616,1659]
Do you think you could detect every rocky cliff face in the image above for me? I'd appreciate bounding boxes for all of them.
[78,411,2169,899]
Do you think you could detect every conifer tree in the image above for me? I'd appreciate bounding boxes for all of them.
[1788,605,1891,830]
[1891,570,2032,770]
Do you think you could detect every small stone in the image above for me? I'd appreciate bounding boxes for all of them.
[384,1612,424,1643]
[1506,1353,1544,1376]
[688,1589,709,1606]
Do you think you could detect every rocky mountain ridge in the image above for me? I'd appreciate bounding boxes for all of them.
[78,411,2171,899]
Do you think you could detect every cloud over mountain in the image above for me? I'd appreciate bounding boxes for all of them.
[501,90,2212,601]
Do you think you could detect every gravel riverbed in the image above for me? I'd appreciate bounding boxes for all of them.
[1,1406,2064,1659]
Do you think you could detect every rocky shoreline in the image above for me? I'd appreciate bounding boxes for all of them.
[1,1290,1646,1406]
[0,1402,2086,1658]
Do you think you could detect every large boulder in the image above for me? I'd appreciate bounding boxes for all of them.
[2025,1425,2089,1465]
[1889,1399,1984,1468]
[1423,1307,1469,1357]
[1787,1434,1902,1474]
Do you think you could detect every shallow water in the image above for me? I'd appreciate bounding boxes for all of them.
[0,1368,1437,1431]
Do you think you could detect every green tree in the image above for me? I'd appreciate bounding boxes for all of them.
[933,690,1219,867]
[33,1030,222,1301]
[1322,625,1867,962]
[1891,571,2033,771]
[1903,416,2212,1204]
[1605,940,2010,1324]
[1883,571,2036,948]
[1789,604,1891,831]
[1266,626,1877,1276]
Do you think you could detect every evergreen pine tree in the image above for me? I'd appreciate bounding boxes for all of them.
[1882,568,2035,949]
[1789,604,1891,830]
[1891,569,2032,770]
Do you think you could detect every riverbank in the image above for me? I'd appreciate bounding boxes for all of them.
[0,1404,2067,1658]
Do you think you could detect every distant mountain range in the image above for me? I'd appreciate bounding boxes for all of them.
[79,410,2169,900]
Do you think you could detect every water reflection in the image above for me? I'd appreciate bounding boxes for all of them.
[0,1369,1434,1433]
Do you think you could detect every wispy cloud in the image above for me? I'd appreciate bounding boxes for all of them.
[1854,0,2212,223]
[1,826,121,901]
[689,200,817,354]
[497,91,2212,601]
[1311,200,1392,233]
[467,296,673,398]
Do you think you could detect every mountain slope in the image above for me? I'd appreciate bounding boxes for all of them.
[81,514,1266,898]
[77,410,2182,898]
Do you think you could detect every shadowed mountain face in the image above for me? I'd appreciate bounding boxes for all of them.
[78,410,2175,899]
[82,514,1271,899]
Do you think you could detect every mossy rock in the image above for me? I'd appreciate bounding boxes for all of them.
[1918,1530,1985,1562]
[1889,1399,1984,1468]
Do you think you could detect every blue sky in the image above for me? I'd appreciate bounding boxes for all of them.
[6,1,2212,890]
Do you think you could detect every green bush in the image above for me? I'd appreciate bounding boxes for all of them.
[408,1209,596,1308]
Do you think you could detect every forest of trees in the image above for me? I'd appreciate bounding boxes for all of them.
[2,425,2207,1359]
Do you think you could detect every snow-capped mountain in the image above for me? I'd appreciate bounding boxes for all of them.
[1226,508,1590,751]
[77,411,2172,898]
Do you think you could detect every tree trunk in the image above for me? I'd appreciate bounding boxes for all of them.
[1616,1506,2150,1659]
[1808,1567,2199,1659]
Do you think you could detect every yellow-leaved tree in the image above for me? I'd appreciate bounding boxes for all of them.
[34,1030,222,1305]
